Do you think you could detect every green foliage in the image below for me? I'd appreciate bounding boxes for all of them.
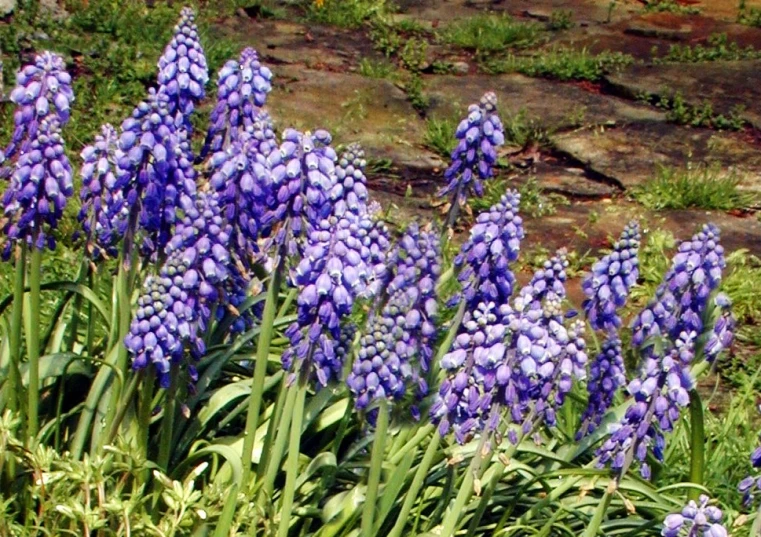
[305,0,390,28]
[547,10,574,30]
[441,14,541,53]
[738,0,761,26]
[657,92,746,130]
[642,0,701,14]
[400,37,428,72]
[369,22,403,57]
[654,33,761,63]
[502,108,553,148]
[357,57,397,79]
[485,47,634,81]
[423,115,458,157]
[404,73,429,113]
[631,163,756,211]
[472,176,568,217]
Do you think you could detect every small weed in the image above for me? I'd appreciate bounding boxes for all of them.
[642,0,701,14]
[404,74,429,114]
[306,0,390,28]
[369,22,403,57]
[721,249,761,345]
[654,33,761,62]
[400,37,429,72]
[738,0,761,26]
[423,116,458,157]
[392,18,428,34]
[485,47,633,81]
[472,176,567,217]
[659,92,746,130]
[502,108,553,148]
[441,14,541,54]
[548,10,574,30]
[631,163,756,211]
[357,58,397,79]
[431,60,455,74]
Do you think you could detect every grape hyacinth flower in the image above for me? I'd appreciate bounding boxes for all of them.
[125,192,235,387]
[739,445,761,506]
[77,124,120,258]
[583,222,641,331]
[348,223,440,417]
[2,117,73,257]
[282,214,375,386]
[3,52,73,169]
[662,495,727,537]
[577,335,625,438]
[261,129,337,261]
[157,7,209,126]
[453,190,524,308]
[597,224,733,480]
[112,88,196,258]
[331,143,369,218]
[437,91,505,227]
[201,48,273,157]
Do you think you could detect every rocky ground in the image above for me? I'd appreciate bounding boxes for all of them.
[208,0,761,262]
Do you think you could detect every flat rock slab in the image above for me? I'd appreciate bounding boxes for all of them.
[425,73,664,131]
[267,67,446,171]
[606,60,761,128]
[553,122,761,191]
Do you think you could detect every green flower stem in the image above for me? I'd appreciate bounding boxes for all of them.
[8,245,26,417]
[388,431,442,537]
[256,379,288,482]
[157,368,180,470]
[138,372,154,464]
[277,380,307,537]
[105,371,142,445]
[688,389,705,500]
[389,423,435,465]
[439,433,490,537]
[581,486,613,537]
[26,246,42,437]
[260,382,299,504]
[241,259,284,485]
[362,399,389,537]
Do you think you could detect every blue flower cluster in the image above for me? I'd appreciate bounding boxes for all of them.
[739,446,761,506]
[597,224,733,479]
[202,47,273,157]
[112,89,197,257]
[332,143,369,218]
[78,124,120,257]
[3,52,73,168]
[662,495,727,537]
[2,117,73,256]
[157,7,209,125]
[438,92,505,226]
[578,223,640,438]
[125,192,235,387]
[347,223,440,416]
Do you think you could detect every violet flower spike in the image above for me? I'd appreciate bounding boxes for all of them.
[438,92,505,227]
[331,143,369,218]
[78,124,120,258]
[201,48,273,157]
[2,117,73,257]
[661,495,727,537]
[577,334,625,439]
[3,52,73,168]
[157,7,209,128]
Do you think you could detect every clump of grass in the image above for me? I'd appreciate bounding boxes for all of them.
[423,116,458,157]
[658,92,746,130]
[369,22,404,57]
[721,249,761,343]
[642,0,700,14]
[357,58,397,79]
[471,177,568,217]
[485,47,633,81]
[654,33,761,62]
[400,37,429,72]
[441,14,541,53]
[547,10,574,30]
[404,74,429,114]
[631,163,756,211]
[502,108,552,148]
[738,0,761,26]
[306,0,390,28]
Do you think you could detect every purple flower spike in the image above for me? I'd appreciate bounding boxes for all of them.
[332,143,369,218]
[437,92,504,226]
[2,117,73,256]
[453,190,524,307]
[3,52,73,167]
[583,222,640,331]
[157,7,209,127]
[201,48,273,157]
[348,222,441,417]
[577,334,625,439]
[77,124,120,258]
[111,88,197,259]
[661,495,727,537]
[126,192,239,387]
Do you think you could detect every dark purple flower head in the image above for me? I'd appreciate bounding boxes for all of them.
[583,222,640,331]
[126,192,235,387]
[577,334,625,439]
[331,143,369,218]
[157,7,209,125]
[201,48,273,157]
[2,117,73,256]
[112,88,197,258]
[282,213,377,386]
[3,52,73,166]
[78,124,120,258]
[662,495,727,537]
[437,92,505,218]
[453,190,524,307]
[261,129,337,259]
[348,223,440,415]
